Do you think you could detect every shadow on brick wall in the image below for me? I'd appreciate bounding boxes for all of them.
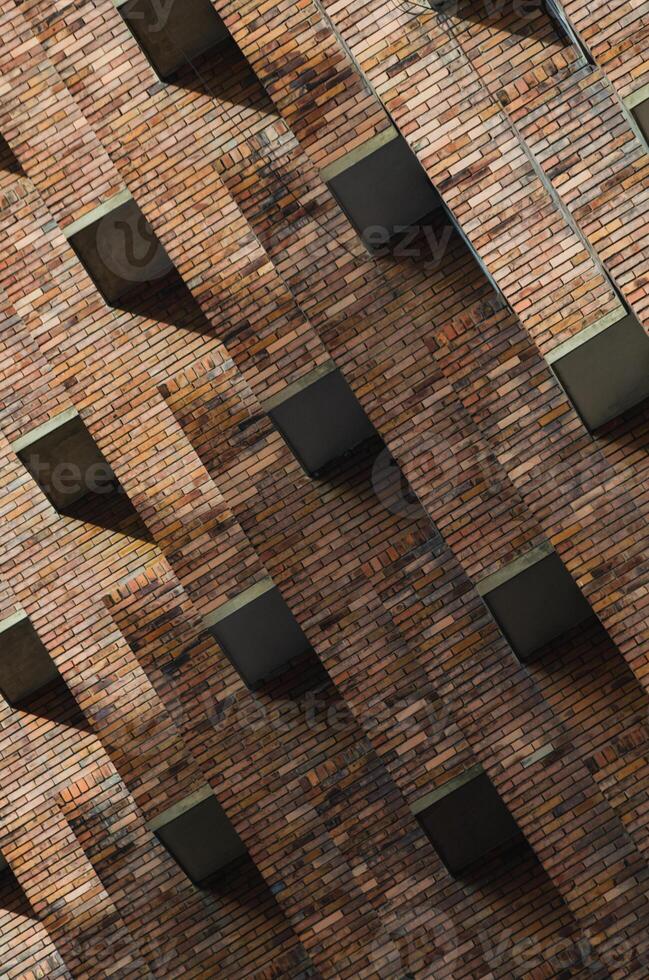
[170,39,279,118]
[427,0,558,44]
[115,274,218,340]
[12,676,91,733]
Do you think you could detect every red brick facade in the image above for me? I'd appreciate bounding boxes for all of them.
[0,0,648,976]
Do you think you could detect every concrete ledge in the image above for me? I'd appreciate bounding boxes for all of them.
[148,785,214,831]
[475,542,553,596]
[62,190,131,240]
[203,577,274,630]
[320,127,398,183]
[11,407,79,455]
[261,361,337,413]
[546,308,627,364]
[624,84,649,110]
[0,611,28,635]
[411,764,484,815]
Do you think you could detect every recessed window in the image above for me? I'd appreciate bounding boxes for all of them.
[413,766,526,876]
[13,408,119,515]
[64,189,175,304]
[265,362,378,477]
[0,612,60,707]
[322,128,442,251]
[477,544,593,662]
[626,88,649,144]
[632,101,649,142]
[548,311,649,431]
[151,787,246,885]
[0,134,21,176]
[204,578,310,687]
[118,0,232,81]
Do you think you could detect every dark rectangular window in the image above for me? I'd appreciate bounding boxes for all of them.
[414,767,526,876]
[151,788,247,885]
[323,129,441,252]
[266,363,378,477]
[13,408,119,515]
[478,545,593,662]
[548,312,649,431]
[64,190,177,305]
[205,578,310,687]
[0,613,61,707]
[119,0,234,81]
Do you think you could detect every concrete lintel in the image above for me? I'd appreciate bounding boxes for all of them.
[262,361,338,413]
[11,407,80,455]
[62,188,132,239]
[521,743,555,769]
[546,307,627,365]
[475,541,553,596]
[625,84,649,110]
[148,785,214,831]
[0,610,28,636]
[203,577,275,630]
[411,763,484,815]
[320,126,399,183]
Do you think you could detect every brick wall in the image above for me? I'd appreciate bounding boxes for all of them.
[0,0,647,975]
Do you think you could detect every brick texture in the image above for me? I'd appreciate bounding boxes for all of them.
[0,0,647,976]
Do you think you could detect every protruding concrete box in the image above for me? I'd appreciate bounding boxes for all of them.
[117,0,231,80]
[205,578,310,687]
[265,362,378,477]
[0,612,60,707]
[477,543,593,662]
[150,786,246,884]
[413,766,525,876]
[13,408,117,513]
[322,127,442,249]
[548,311,649,430]
[64,189,174,304]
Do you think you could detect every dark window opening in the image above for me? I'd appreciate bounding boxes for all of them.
[153,790,247,885]
[481,550,594,662]
[66,192,179,306]
[205,579,311,688]
[325,132,442,254]
[415,769,528,876]
[119,0,238,82]
[267,366,379,478]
